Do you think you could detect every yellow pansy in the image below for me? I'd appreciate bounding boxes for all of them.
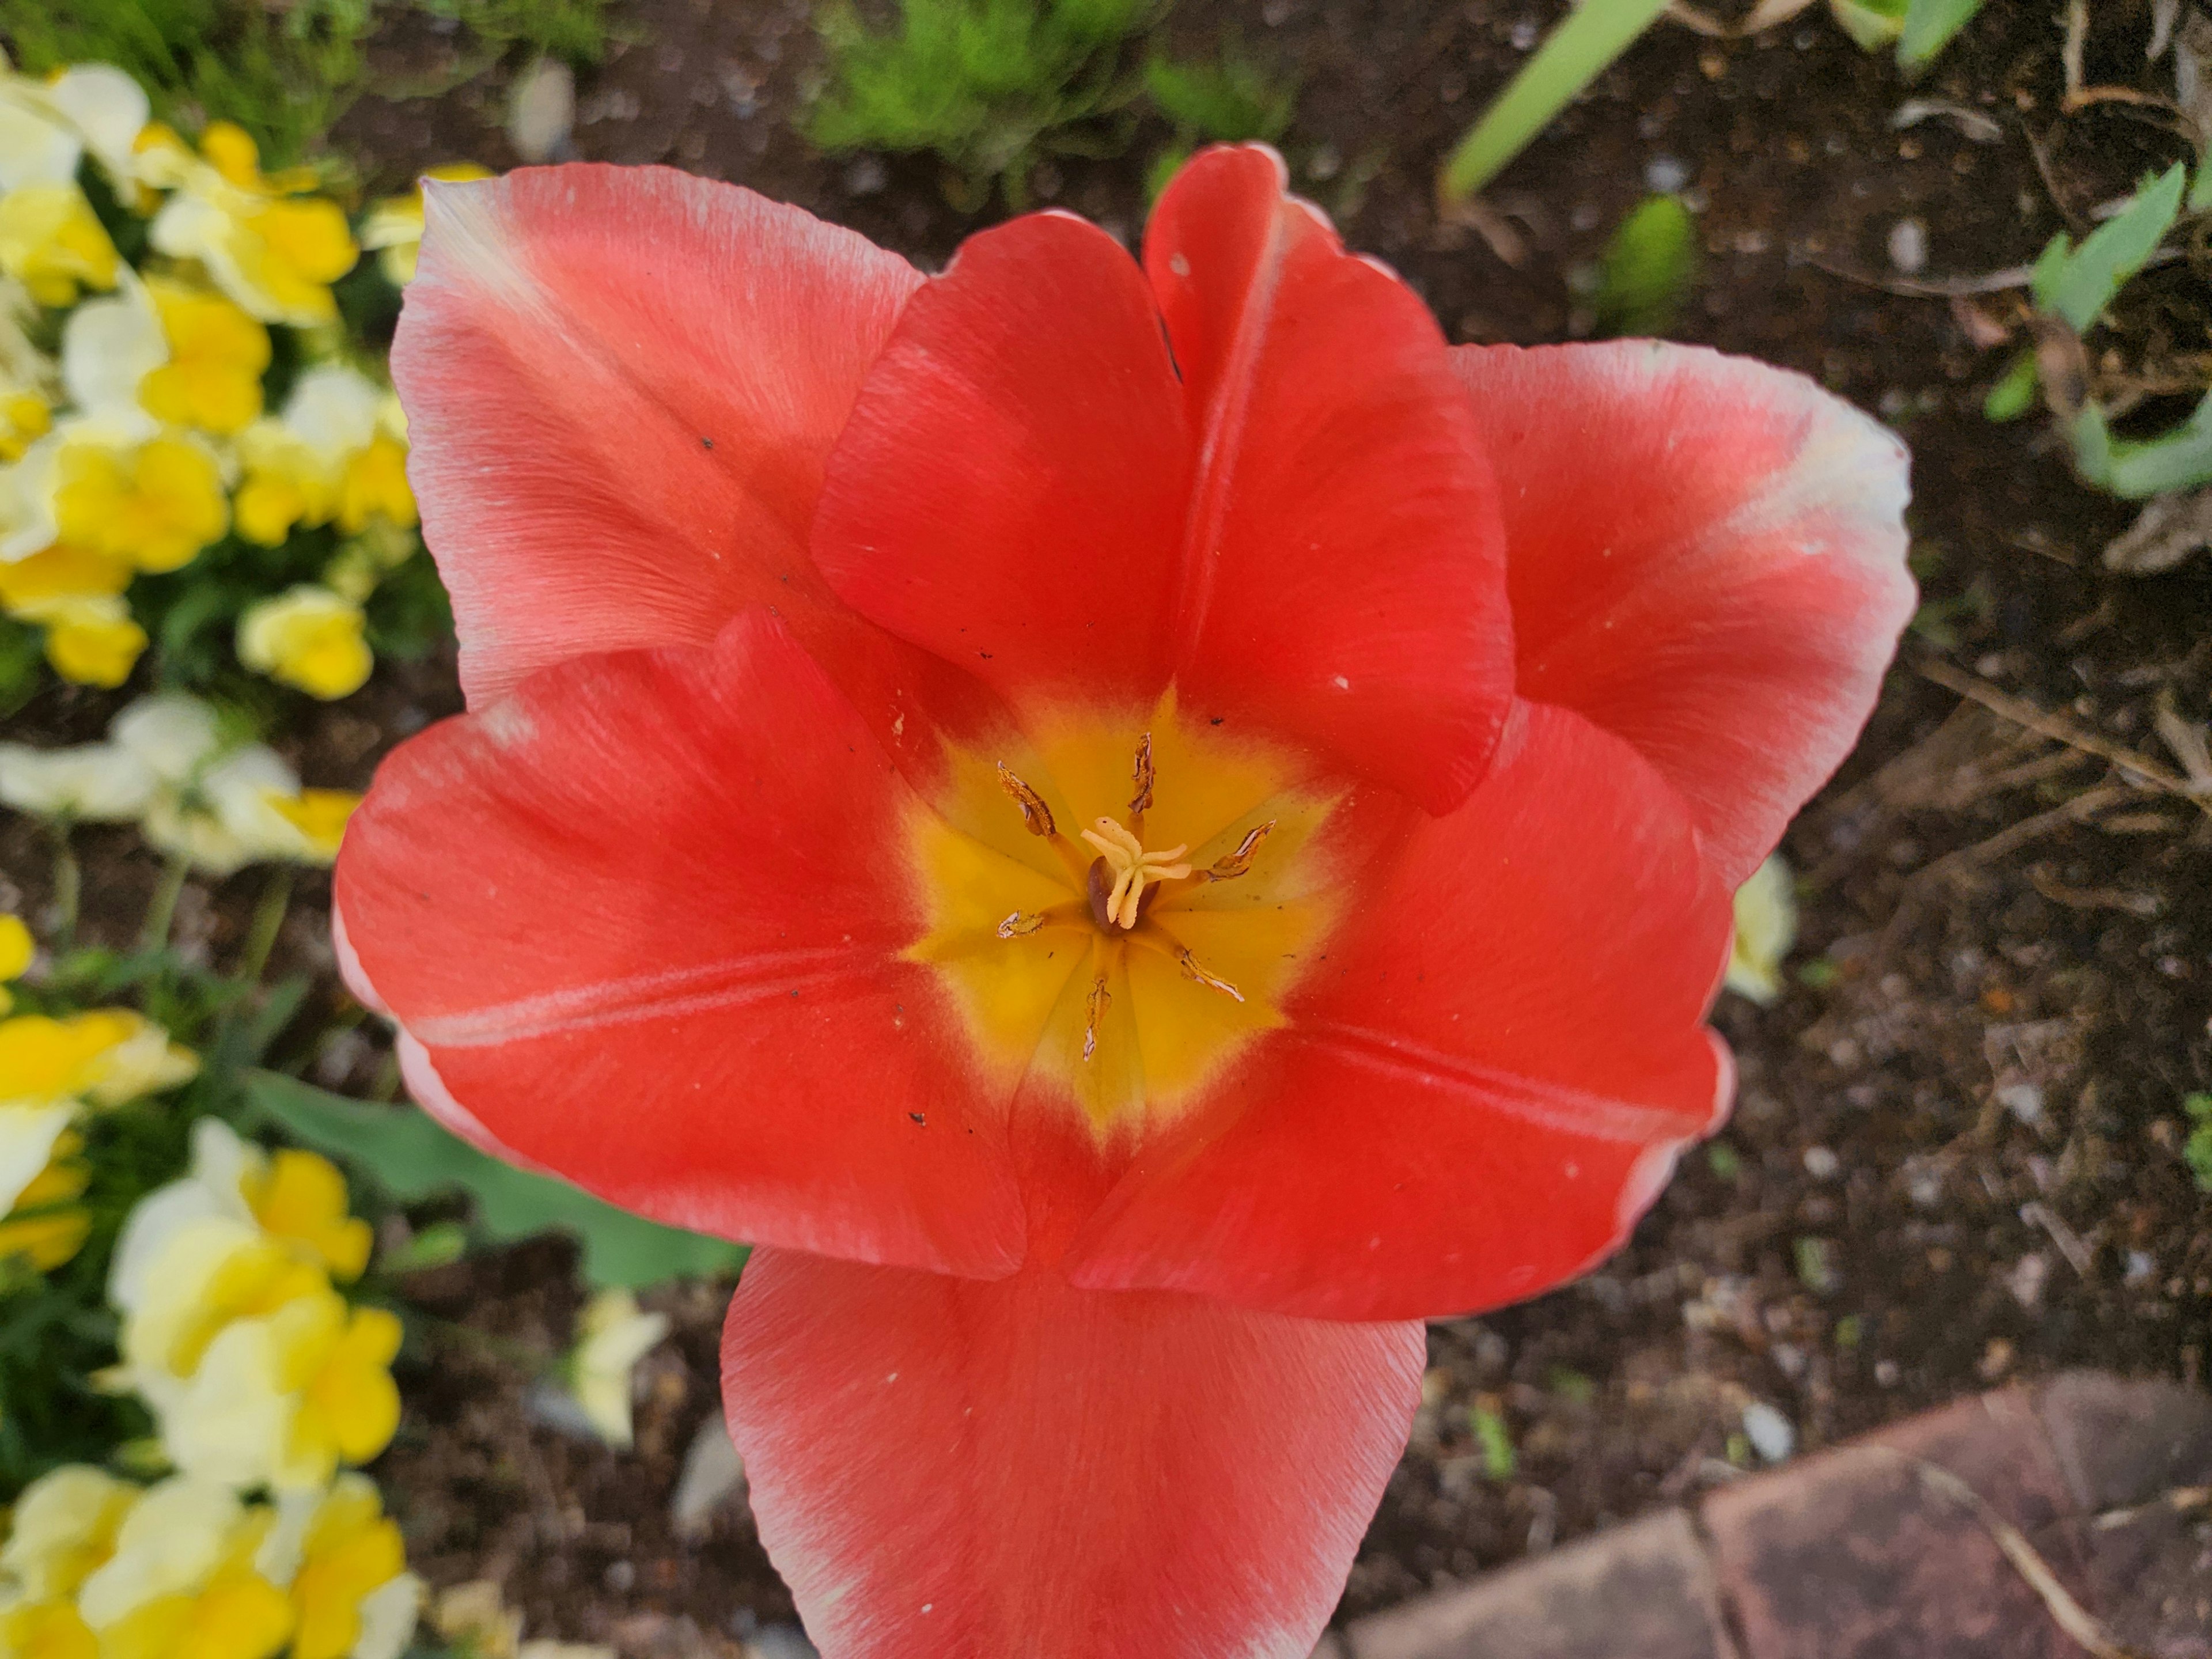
[0,1009,149,1107]
[78,1483,291,1659]
[126,1221,327,1382]
[236,587,372,700]
[286,1480,411,1659]
[1,1464,138,1600]
[566,1289,669,1449]
[138,281,269,435]
[0,543,146,686]
[357,162,492,286]
[1,388,48,459]
[233,368,394,547]
[285,1296,404,1478]
[0,1130,93,1271]
[145,126,355,328]
[266,791,358,859]
[335,434,412,536]
[96,1569,294,1659]
[243,1149,372,1282]
[1725,853,1798,1006]
[0,1600,97,1659]
[0,184,119,306]
[52,433,228,573]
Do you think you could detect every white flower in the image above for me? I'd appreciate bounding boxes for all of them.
[73,1477,247,1630]
[59,275,167,423]
[0,78,82,192]
[566,1289,670,1449]
[111,691,224,782]
[0,740,156,819]
[40,65,150,190]
[1725,853,1798,1005]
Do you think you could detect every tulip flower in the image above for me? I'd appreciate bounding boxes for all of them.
[336,146,1912,1657]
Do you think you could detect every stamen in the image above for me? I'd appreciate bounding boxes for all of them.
[1080,817,1191,929]
[1177,949,1245,1003]
[1129,732,1155,820]
[1205,821,1275,881]
[996,911,1046,939]
[1082,972,1111,1062]
[996,763,1056,838]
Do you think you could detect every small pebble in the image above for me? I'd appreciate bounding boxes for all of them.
[1886,218,1927,275]
[506,56,576,164]
[1743,1402,1796,1464]
[2126,1250,2158,1286]
[1646,154,1689,194]
[843,157,888,196]
[1996,1082,2044,1125]
[1802,1145,1840,1180]
[1874,1359,1901,1387]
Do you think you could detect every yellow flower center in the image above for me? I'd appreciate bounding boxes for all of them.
[908,699,1342,1132]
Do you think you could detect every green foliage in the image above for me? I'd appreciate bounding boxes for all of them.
[2,0,375,169]
[246,1072,749,1289]
[1468,1403,1516,1481]
[410,0,615,65]
[1144,44,1294,145]
[1828,0,1906,54]
[0,616,41,718]
[2031,163,2187,334]
[808,0,1158,210]
[1592,194,1699,338]
[1438,0,1672,204]
[2072,395,2212,499]
[1897,0,1986,69]
[2186,1093,2212,1193]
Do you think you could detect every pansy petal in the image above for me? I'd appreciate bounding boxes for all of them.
[721,1247,1423,1659]
[1070,700,1732,1321]
[812,211,1194,712]
[1145,145,1514,813]
[392,165,923,706]
[1451,340,1914,885]
[334,611,1025,1277]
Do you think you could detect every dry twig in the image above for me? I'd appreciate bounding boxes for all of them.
[1918,659,2210,810]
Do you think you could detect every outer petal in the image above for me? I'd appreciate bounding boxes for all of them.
[1452,340,1915,886]
[1069,700,1733,1322]
[721,1247,1424,1659]
[392,165,923,705]
[816,148,1514,812]
[1146,146,1514,813]
[332,611,1025,1277]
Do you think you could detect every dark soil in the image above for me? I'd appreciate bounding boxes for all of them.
[5,0,2209,1649]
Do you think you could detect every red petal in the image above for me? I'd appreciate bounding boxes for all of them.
[333,612,1025,1277]
[1145,146,1514,812]
[816,151,1514,810]
[1452,340,1914,886]
[1068,700,1733,1321]
[394,165,922,706]
[721,1247,1423,1659]
[811,211,1194,712]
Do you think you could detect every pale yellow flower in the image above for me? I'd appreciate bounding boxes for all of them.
[277,1479,416,1659]
[145,125,354,327]
[1725,853,1798,1006]
[0,737,156,821]
[0,1129,93,1271]
[139,279,269,435]
[0,184,118,307]
[75,1480,293,1659]
[237,586,372,700]
[566,1289,670,1449]
[357,163,493,286]
[0,1007,193,1213]
[234,368,410,546]
[0,1464,137,1600]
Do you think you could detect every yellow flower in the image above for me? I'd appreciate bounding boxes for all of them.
[1,1464,138,1600]
[285,1480,414,1659]
[36,594,146,688]
[0,1130,93,1271]
[0,1009,150,1107]
[77,1482,291,1659]
[286,1298,404,1479]
[233,368,400,547]
[0,1600,97,1659]
[0,911,29,986]
[123,1221,327,1382]
[145,127,354,328]
[566,1289,669,1449]
[335,436,412,536]
[52,434,228,573]
[138,282,269,435]
[266,791,358,859]
[1725,853,1798,1006]
[0,184,119,306]
[357,163,493,286]
[1,388,48,459]
[243,1149,372,1282]
[236,587,372,700]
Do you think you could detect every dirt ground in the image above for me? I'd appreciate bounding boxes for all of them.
[3,0,2209,1649]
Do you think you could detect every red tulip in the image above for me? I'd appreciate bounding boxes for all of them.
[335,146,1912,1658]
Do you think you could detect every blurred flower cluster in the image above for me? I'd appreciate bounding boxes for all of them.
[0,900,419,1659]
[0,54,469,704]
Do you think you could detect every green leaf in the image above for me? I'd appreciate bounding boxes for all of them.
[1982,349,2039,422]
[1439,0,1672,203]
[1592,194,1699,337]
[2033,164,2186,334]
[1828,0,1907,52]
[2076,391,2212,499]
[1896,0,1983,67]
[244,1071,747,1288]
[1469,1403,1516,1481]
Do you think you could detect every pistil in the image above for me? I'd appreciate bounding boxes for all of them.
[1078,817,1192,929]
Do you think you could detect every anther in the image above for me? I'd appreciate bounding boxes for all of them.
[1129,732,1155,820]
[996,911,1046,940]
[997,763,1055,838]
[1177,949,1245,1003]
[1083,973,1111,1061]
[1205,821,1275,881]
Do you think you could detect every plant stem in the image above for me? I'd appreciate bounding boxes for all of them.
[139,855,190,955]
[236,866,295,988]
[48,822,79,949]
